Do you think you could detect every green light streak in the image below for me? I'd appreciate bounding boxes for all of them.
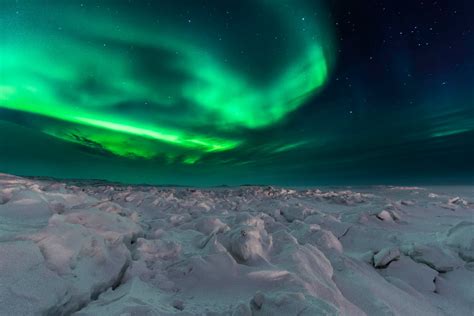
[74,117,180,143]
[272,140,311,153]
[431,128,471,138]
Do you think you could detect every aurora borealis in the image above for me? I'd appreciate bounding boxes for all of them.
[1,0,332,157]
[1,0,473,185]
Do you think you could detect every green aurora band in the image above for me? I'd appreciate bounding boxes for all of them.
[0,0,333,162]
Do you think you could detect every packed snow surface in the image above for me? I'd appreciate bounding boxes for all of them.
[0,173,473,315]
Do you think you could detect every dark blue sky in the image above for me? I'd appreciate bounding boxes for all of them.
[0,0,472,185]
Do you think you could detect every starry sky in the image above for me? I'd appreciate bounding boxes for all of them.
[0,0,473,185]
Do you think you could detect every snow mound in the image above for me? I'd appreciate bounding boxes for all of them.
[446,221,474,261]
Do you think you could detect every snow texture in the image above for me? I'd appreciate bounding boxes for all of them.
[0,173,473,315]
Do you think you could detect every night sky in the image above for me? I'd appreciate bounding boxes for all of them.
[1,0,473,185]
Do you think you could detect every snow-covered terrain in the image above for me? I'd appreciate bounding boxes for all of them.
[0,173,472,315]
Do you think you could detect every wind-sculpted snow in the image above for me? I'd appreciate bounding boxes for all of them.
[0,174,473,315]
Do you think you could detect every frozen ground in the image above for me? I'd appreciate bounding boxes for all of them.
[0,173,472,315]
